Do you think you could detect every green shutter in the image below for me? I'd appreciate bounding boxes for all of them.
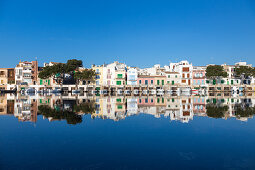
[116,98,121,102]
[213,79,216,85]
[48,79,50,85]
[40,79,43,85]
[172,81,174,85]
[162,80,164,85]
[117,105,123,109]
[116,81,121,85]
[157,80,160,85]
[117,74,122,78]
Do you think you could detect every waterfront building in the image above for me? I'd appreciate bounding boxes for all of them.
[0,95,14,115]
[14,98,37,122]
[127,67,138,86]
[102,61,126,86]
[137,75,155,86]
[91,65,104,87]
[193,96,206,116]
[165,71,180,86]
[192,66,207,88]
[169,60,193,86]
[126,98,138,116]
[0,68,15,90]
[15,61,38,85]
[154,75,166,88]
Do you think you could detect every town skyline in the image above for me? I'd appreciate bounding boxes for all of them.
[0,57,253,69]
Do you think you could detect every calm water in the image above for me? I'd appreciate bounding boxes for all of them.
[1,93,255,169]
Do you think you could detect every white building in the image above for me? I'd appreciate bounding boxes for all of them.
[127,67,138,86]
[169,60,193,86]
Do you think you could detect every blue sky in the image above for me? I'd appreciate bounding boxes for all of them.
[0,0,255,68]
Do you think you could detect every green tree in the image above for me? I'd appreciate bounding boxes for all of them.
[206,104,229,118]
[234,104,255,118]
[206,65,228,79]
[38,105,82,125]
[74,69,96,85]
[234,66,255,84]
[38,59,83,84]
[206,65,228,85]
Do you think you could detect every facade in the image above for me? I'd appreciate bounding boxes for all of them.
[0,59,255,93]
[127,67,138,86]
[169,60,193,86]
[192,66,206,88]
[91,65,104,86]
[137,75,155,86]
[0,68,15,90]
[15,61,38,85]
[165,72,180,86]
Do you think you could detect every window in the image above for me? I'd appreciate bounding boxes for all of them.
[145,80,148,85]
[139,99,142,103]
[145,98,148,103]
[139,80,142,84]
[117,74,123,78]
[151,80,153,84]
[116,81,121,85]
[168,75,170,78]
[117,105,123,109]
[157,80,160,85]
[162,80,164,85]
[167,81,170,84]
[157,98,160,103]
[172,81,174,85]
[151,99,153,103]
[175,75,177,78]
[182,67,189,72]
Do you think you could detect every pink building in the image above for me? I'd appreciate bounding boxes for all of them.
[137,76,155,86]
[137,97,155,106]
[193,97,206,114]
[192,66,206,87]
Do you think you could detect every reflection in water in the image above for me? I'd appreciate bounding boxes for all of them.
[1,93,255,124]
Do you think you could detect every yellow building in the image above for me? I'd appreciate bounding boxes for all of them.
[115,70,126,86]
[91,65,104,87]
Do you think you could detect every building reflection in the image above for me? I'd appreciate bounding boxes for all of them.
[1,92,255,124]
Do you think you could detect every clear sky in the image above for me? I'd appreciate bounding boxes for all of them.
[0,0,255,68]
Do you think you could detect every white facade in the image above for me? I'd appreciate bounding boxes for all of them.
[169,60,193,86]
[127,67,138,85]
